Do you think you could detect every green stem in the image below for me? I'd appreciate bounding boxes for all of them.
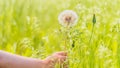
[89,24,95,68]
[89,24,95,44]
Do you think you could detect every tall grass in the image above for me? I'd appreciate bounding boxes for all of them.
[0,0,120,68]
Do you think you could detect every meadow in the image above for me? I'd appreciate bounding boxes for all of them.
[0,0,120,68]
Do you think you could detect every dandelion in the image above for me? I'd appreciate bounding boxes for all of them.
[58,10,78,27]
[58,10,78,50]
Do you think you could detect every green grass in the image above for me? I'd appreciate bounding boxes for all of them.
[0,0,120,68]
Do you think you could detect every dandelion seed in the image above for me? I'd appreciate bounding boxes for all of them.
[58,10,78,27]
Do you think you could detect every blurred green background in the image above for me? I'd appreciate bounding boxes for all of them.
[0,0,120,68]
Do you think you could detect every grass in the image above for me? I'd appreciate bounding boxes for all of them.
[0,0,120,68]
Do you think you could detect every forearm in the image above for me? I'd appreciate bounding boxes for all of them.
[0,50,46,68]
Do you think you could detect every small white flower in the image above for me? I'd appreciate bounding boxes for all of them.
[97,45,112,59]
[42,36,49,42]
[58,10,78,27]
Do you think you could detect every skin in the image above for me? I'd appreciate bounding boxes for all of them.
[0,50,67,68]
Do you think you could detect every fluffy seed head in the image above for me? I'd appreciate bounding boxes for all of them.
[58,10,78,27]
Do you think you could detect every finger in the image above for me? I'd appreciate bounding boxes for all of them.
[55,51,67,56]
[63,59,69,68]
[57,55,67,63]
[60,62,69,68]
[63,63,69,68]
[58,56,69,68]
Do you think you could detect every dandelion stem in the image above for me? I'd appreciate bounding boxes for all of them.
[64,33,67,51]
[64,28,68,51]
[64,27,70,51]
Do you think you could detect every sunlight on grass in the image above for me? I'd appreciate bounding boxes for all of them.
[0,0,120,68]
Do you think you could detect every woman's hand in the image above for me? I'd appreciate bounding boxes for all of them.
[43,51,68,68]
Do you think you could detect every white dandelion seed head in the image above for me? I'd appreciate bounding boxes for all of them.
[58,10,78,27]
